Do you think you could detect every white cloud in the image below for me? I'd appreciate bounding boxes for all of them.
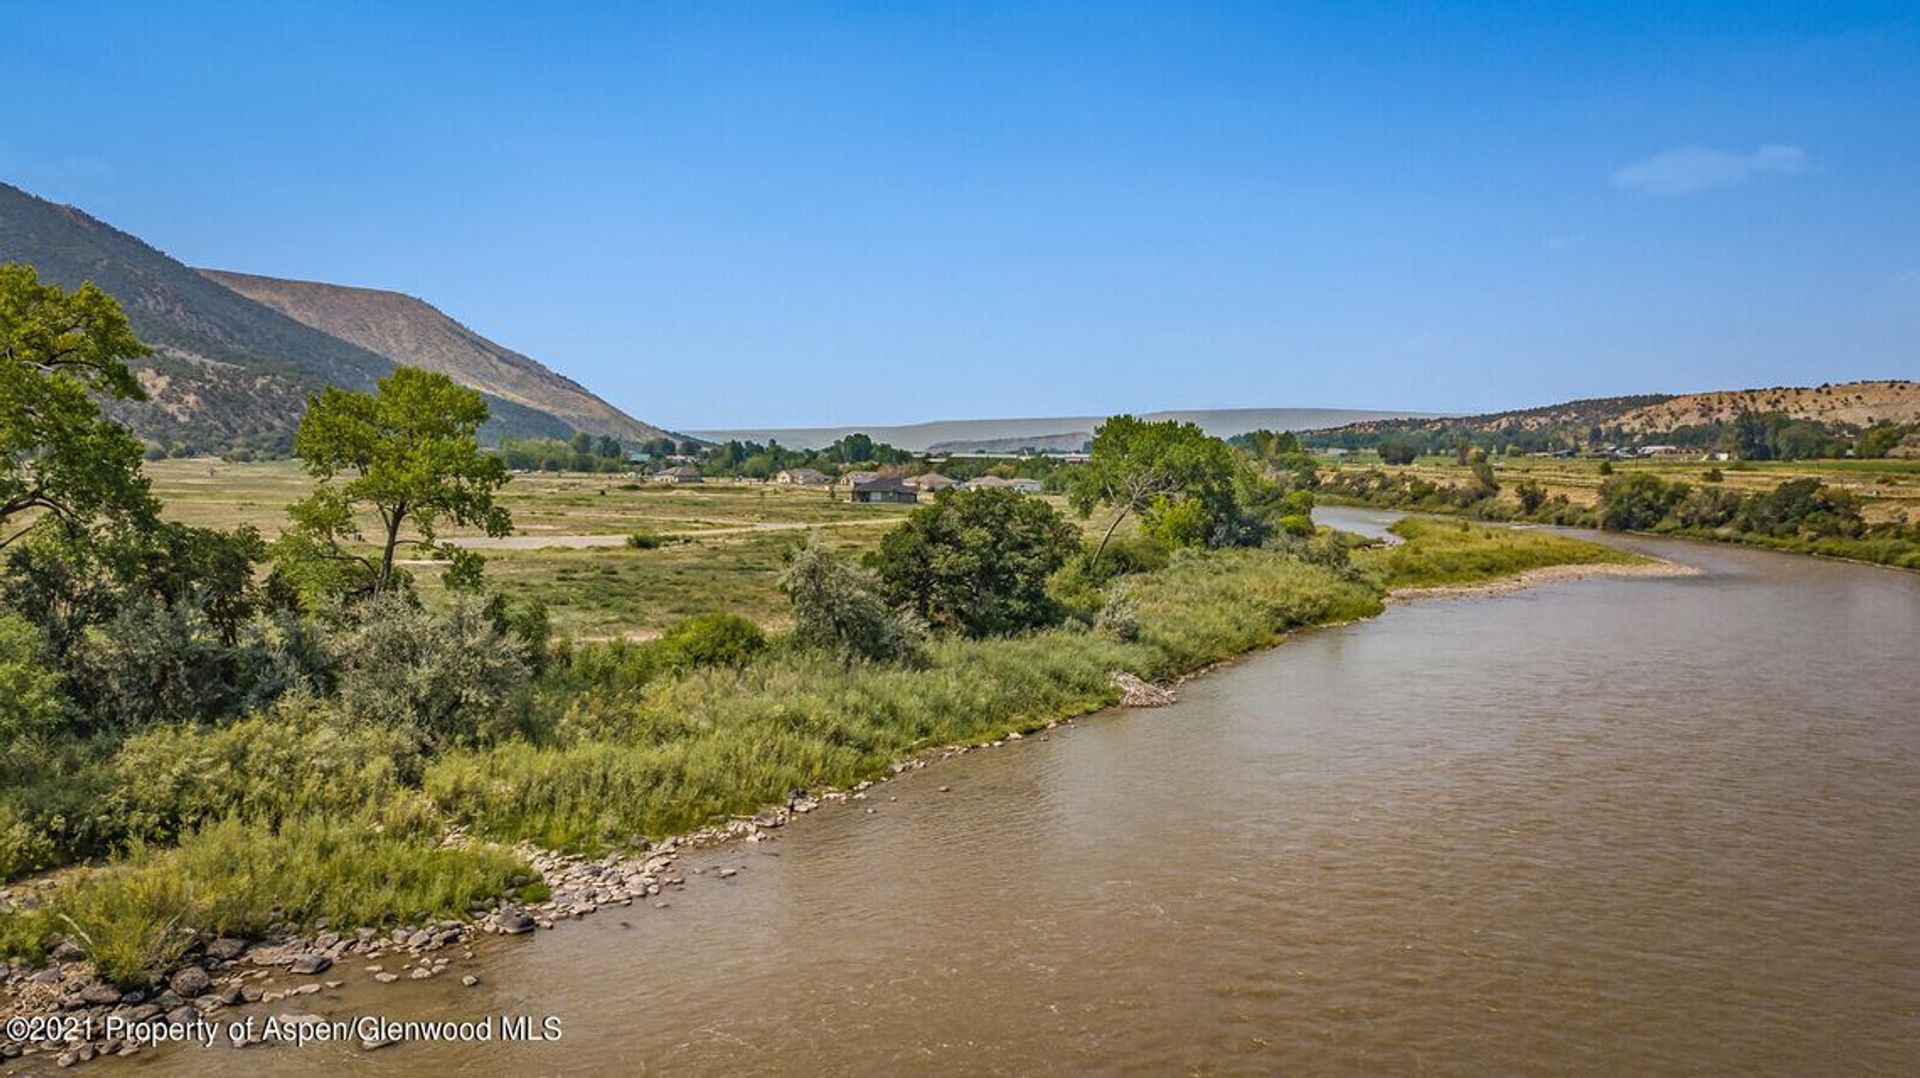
[1610,144,1809,196]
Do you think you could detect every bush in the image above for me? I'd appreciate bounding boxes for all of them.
[1598,473,1687,531]
[1515,479,1548,515]
[656,613,766,669]
[626,531,664,550]
[779,536,925,664]
[332,594,532,748]
[0,613,64,749]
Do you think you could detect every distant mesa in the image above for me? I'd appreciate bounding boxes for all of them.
[694,407,1434,453]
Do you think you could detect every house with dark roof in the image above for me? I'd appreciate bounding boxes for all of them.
[850,476,918,504]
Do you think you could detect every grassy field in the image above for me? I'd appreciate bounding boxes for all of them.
[145,460,1024,638]
[1320,451,1920,523]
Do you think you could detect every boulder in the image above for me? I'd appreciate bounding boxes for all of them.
[168,966,212,998]
[497,908,536,935]
[287,953,332,976]
[203,938,248,962]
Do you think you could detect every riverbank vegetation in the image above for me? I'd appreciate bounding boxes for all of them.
[0,269,1639,987]
[1322,455,1920,571]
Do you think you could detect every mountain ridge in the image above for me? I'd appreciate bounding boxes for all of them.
[0,182,663,452]
[198,269,667,443]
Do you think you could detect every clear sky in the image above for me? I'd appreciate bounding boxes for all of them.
[4,2,1917,428]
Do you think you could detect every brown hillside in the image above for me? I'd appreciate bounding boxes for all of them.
[1614,380,1920,433]
[200,269,668,443]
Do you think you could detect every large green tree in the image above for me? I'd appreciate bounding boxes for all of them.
[280,366,512,598]
[1067,415,1275,566]
[0,263,156,550]
[872,487,1081,637]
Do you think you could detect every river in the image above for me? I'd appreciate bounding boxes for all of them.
[114,510,1920,1075]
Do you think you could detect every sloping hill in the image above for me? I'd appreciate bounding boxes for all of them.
[0,182,639,452]
[201,270,667,443]
[1306,395,1674,440]
[1614,381,1920,432]
[1303,381,1920,450]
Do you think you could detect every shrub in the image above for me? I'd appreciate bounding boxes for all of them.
[1598,473,1687,531]
[332,594,532,748]
[656,612,766,669]
[626,531,664,550]
[779,536,924,664]
[0,614,64,749]
[66,597,249,732]
[1515,479,1548,515]
[1143,495,1213,550]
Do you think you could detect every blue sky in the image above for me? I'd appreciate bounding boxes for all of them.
[4,2,1917,428]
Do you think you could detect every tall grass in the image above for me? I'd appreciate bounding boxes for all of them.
[1,813,528,985]
[427,550,1381,851]
[1358,518,1640,589]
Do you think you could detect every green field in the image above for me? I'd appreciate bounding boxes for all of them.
[143,460,1112,638]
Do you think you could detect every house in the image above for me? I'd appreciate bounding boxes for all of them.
[655,466,704,484]
[1006,478,1044,494]
[843,470,881,486]
[775,467,830,486]
[906,473,956,492]
[850,476,918,504]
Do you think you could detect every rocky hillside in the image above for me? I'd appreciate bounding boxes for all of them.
[201,270,666,443]
[1307,381,1919,446]
[1307,395,1673,439]
[1612,381,1920,432]
[0,182,658,453]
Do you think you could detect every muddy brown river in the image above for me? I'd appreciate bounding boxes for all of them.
[110,511,1919,1075]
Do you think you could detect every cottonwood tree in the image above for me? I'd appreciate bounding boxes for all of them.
[279,367,512,599]
[1067,415,1267,566]
[872,488,1080,637]
[0,263,156,549]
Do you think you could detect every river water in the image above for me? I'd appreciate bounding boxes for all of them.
[116,511,1919,1076]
